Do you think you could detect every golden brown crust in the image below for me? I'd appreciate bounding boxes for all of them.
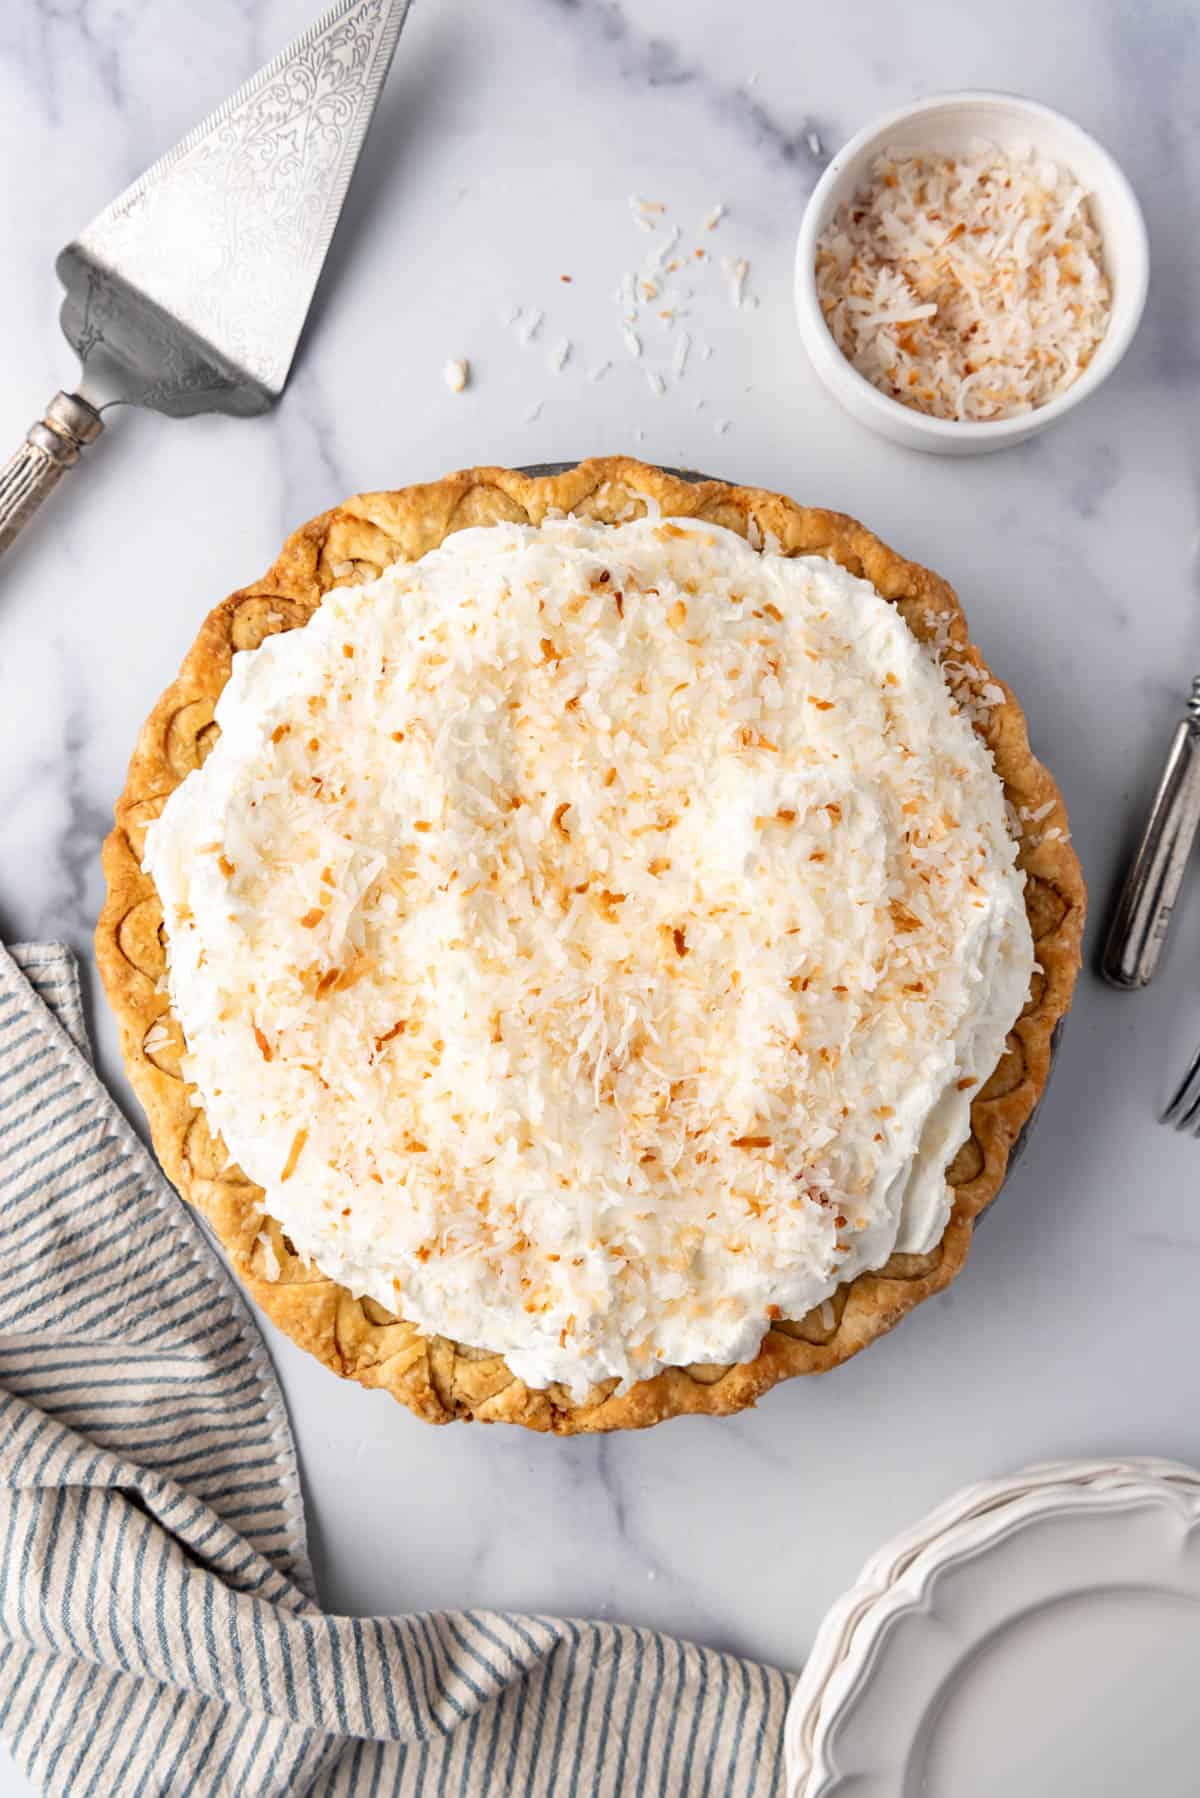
[96,457,1085,1432]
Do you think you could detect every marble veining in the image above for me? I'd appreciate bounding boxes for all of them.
[2,4,1200,1791]
[539,0,836,172]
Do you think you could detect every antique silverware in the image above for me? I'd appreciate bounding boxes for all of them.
[1102,676,1200,990]
[0,0,411,559]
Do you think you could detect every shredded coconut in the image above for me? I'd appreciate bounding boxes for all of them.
[517,307,543,346]
[723,256,749,308]
[442,359,468,394]
[815,143,1111,421]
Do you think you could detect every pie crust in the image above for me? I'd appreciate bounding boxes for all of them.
[96,458,1085,1432]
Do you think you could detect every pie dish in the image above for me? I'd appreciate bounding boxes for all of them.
[96,457,1084,1432]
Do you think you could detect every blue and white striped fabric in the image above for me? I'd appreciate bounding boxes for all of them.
[0,942,793,1796]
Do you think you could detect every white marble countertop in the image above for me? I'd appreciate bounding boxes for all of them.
[2,0,1199,1787]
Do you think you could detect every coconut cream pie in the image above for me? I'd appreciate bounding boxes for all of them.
[97,459,1083,1432]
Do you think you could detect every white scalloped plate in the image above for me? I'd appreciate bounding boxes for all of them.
[787,1460,1200,1798]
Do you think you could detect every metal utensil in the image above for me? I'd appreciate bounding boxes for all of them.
[1162,1037,1200,1132]
[0,0,411,559]
[1101,677,1200,989]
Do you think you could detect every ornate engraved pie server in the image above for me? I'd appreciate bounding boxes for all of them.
[0,0,411,559]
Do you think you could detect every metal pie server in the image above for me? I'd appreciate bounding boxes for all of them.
[0,0,411,560]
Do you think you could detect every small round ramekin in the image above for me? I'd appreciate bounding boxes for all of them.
[794,91,1149,455]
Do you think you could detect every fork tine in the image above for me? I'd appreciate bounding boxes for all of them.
[1163,1076,1198,1129]
[1177,1083,1200,1134]
[1162,1038,1200,1128]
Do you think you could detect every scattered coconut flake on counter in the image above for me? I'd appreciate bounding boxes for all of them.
[629,194,663,232]
[523,398,543,423]
[647,224,681,273]
[495,192,757,424]
[815,143,1112,422]
[722,256,750,308]
[443,358,469,394]
[807,130,823,159]
[609,198,757,395]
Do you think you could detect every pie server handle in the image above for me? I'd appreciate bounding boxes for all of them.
[1101,681,1200,989]
[0,392,105,560]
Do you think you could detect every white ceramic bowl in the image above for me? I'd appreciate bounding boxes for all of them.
[794,92,1149,454]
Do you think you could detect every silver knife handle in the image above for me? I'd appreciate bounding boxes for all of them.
[1102,683,1200,989]
[0,392,104,559]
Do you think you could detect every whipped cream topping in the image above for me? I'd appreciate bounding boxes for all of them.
[146,517,1033,1399]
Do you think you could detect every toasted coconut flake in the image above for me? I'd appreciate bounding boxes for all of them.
[280,1129,308,1182]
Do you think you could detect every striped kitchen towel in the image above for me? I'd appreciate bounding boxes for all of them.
[0,941,793,1796]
